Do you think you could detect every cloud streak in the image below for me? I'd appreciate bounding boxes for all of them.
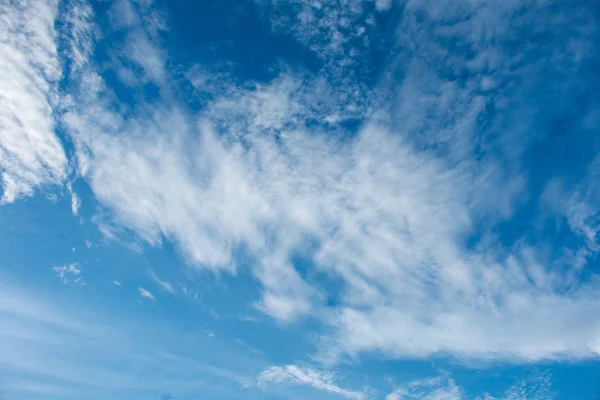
[137,286,155,300]
[259,365,365,400]
[0,281,258,399]
[149,271,176,293]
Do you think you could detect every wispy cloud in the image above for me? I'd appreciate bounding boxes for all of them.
[386,372,554,400]
[542,155,600,265]
[239,314,260,323]
[180,284,200,300]
[0,282,258,399]
[4,0,600,369]
[259,365,366,400]
[489,371,554,400]
[386,377,462,400]
[149,270,175,293]
[53,0,600,364]
[107,0,168,86]
[0,0,68,203]
[67,182,81,216]
[137,286,155,300]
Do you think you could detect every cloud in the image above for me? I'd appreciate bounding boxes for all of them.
[137,287,155,300]
[542,155,600,265]
[60,0,97,77]
[0,282,258,399]
[258,365,366,400]
[386,372,553,400]
[67,182,81,216]
[107,0,168,86]
[0,0,68,203]
[254,0,372,67]
[180,285,200,300]
[486,371,554,400]
[239,314,260,323]
[112,280,122,286]
[64,77,600,359]
[386,376,462,400]
[6,0,600,365]
[251,0,378,125]
[375,0,392,12]
[52,263,83,285]
[149,271,176,293]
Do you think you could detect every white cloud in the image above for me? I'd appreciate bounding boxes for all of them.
[542,156,600,264]
[239,314,260,323]
[149,270,175,293]
[60,0,97,77]
[386,372,553,400]
[0,0,68,203]
[52,263,83,285]
[64,82,600,359]
[386,377,462,400]
[180,285,200,300]
[375,0,392,11]
[251,0,376,124]
[112,280,122,286]
[255,0,368,65]
[59,0,600,363]
[486,371,553,400]
[258,365,366,400]
[67,182,81,216]
[137,287,155,300]
[108,0,140,29]
[107,0,168,86]
[7,0,600,366]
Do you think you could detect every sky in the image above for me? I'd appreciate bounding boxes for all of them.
[1,0,600,399]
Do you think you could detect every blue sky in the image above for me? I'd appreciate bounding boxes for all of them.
[1,0,600,399]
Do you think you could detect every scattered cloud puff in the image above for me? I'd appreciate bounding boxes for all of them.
[259,365,366,400]
[112,280,122,286]
[137,286,155,300]
[52,263,83,285]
